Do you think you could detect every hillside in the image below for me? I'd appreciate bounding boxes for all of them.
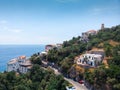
[47,24,120,90]
[0,24,120,90]
[47,25,120,73]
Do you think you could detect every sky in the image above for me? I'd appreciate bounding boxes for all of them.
[0,0,120,44]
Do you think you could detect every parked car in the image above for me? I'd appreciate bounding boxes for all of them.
[66,86,76,90]
[79,80,84,84]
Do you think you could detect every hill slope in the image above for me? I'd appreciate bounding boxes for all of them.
[47,24,120,90]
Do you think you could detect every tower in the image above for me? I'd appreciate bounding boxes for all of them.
[101,24,104,30]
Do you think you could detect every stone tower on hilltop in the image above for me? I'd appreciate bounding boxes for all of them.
[101,24,104,30]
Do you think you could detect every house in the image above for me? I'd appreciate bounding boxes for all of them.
[56,43,62,49]
[19,60,32,73]
[45,44,62,52]
[7,59,19,72]
[81,30,97,42]
[45,44,55,52]
[81,32,89,42]
[87,30,97,36]
[7,56,32,73]
[90,50,105,59]
[77,54,103,67]
[17,56,26,64]
[40,51,47,56]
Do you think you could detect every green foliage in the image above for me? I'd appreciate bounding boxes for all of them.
[1,25,120,90]
[47,25,120,89]
[88,25,120,48]
[30,55,42,65]
[63,25,120,89]
[0,65,68,90]
[113,83,120,90]
[47,36,87,74]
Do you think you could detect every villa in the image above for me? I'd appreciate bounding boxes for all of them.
[76,54,103,67]
[7,59,19,72]
[19,60,32,73]
[7,56,32,73]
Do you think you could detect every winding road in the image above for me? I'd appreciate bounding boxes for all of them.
[42,61,88,90]
[50,66,88,90]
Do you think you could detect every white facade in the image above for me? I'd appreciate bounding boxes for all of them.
[40,51,47,56]
[19,60,32,73]
[7,59,19,72]
[19,65,31,74]
[77,54,102,67]
[7,56,32,73]
[81,33,88,40]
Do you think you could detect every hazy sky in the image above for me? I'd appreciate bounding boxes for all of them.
[0,0,120,44]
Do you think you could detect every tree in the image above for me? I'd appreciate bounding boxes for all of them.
[15,85,29,90]
[30,56,42,65]
[105,46,112,57]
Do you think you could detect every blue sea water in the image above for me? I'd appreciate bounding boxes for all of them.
[0,45,45,72]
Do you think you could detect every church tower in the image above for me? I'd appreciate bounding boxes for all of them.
[101,24,104,30]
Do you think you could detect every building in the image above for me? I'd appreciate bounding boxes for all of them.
[19,60,32,73]
[40,51,47,55]
[81,32,89,42]
[56,43,62,49]
[87,30,97,35]
[45,44,62,52]
[101,24,104,30]
[45,44,55,52]
[7,56,32,73]
[7,59,19,72]
[77,54,103,67]
[90,50,105,59]
[81,30,97,42]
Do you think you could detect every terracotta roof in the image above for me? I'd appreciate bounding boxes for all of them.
[19,56,26,59]
[87,30,96,33]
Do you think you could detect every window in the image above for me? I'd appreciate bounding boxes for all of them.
[91,62,92,66]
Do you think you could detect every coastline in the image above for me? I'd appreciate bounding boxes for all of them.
[0,45,45,72]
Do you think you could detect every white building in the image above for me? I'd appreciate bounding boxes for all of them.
[7,59,19,72]
[7,56,32,73]
[19,60,32,73]
[77,54,102,67]
[40,51,47,56]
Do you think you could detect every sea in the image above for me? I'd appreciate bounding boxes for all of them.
[0,45,45,72]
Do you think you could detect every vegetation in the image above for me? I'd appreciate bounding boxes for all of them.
[0,24,120,90]
[47,25,120,89]
[85,45,120,90]
[47,36,87,74]
[0,64,68,90]
[84,25,120,90]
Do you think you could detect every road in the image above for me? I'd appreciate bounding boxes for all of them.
[41,61,88,90]
[50,66,88,90]
[64,78,88,90]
